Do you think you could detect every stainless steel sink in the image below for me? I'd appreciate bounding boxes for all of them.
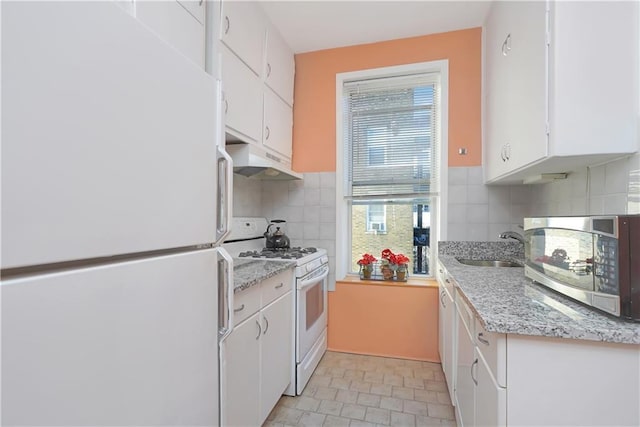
[456,258,522,267]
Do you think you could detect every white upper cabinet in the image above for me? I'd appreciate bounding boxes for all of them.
[177,0,205,24]
[263,88,293,159]
[222,45,263,143]
[483,0,638,184]
[135,0,205,67]
[220,0,265,76]
[218,1,296,162]
[265,23,295,106]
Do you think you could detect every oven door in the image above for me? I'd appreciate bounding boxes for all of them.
[296,263,329,363]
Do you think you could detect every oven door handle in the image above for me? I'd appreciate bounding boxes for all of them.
[297,265,329,290]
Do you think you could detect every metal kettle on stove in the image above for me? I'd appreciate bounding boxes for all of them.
[264,219,290,249]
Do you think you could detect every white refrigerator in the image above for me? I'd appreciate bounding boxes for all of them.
[1,2,233,426]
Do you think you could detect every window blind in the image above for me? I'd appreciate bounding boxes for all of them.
[343,72,440,203]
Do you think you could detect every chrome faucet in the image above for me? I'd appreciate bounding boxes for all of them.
[499,230,525,244]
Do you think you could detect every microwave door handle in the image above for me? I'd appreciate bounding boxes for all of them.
[298,266,329,290]
[218,247,234,341]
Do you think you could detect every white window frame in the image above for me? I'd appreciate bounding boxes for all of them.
[335,60,449,280]
[366,205,387,233]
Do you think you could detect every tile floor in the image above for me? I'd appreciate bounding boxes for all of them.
[264,351,456,427]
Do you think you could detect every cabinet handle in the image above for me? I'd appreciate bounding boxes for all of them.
[439,268,443,274]
[233,304,245,313]
[501,33,511,56]
[267,63,272,77]
[199,0,203,6]
[505,143,511,160]
[224,99,228,114]
[224,16,230,35]
[263,316,269,335]
[440,291,446,308]
[265,126,270,140]
[255,319,261,340]
[471,358,478,386]
[275,283,283,289]
[477,333,490,346]
[445,278,450,284]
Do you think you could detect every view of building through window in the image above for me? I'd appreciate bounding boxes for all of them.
[351,203,430,274]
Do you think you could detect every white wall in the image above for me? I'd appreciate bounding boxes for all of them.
[447,153,640,241]
[231,172,337,290]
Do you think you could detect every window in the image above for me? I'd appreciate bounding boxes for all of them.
[366,205,386,232]
[336,61,448,279]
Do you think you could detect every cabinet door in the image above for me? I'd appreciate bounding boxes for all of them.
[223,312,261,427]
[265,25,295,106]
[136,0,205,67]
[504,0,547,171]
[476,352,507,427]
[263,88,293,160]
[221,46,263,143]
[259,292,293,424]
[219,0,265,76]
[442,289,456,403]
[177,0,205,24]
[484,1,512,181]
[455,306,475,427]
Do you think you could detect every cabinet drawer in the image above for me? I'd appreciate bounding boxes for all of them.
[475,317,506,388]
[234,284,261,325]
[455,291,475,336]
[261,270,293,307]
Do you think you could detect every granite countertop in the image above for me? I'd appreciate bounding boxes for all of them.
[438,242,640,345]
[233,258,295,294]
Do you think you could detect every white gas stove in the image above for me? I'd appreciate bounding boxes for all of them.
[223,217,328,395]
[224,218,328,275]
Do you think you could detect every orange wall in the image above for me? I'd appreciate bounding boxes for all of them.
[292,28,482,172]
[328,280,440,362]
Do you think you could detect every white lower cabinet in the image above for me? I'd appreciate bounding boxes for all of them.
[437,262,456,404]
[442,264,639,427]
[259,293,293,422]
[224,312,261,426]
[475,352,506,427]
[223,269,294,427]
[454,295,475,427]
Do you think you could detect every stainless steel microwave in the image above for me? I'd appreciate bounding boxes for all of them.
[524,216,640,321]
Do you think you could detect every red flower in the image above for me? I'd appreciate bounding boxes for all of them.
[357,253,377,265]
[381,249,394,260]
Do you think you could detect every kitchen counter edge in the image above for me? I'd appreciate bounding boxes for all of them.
[439,255,640,345]
[233,259,296,294]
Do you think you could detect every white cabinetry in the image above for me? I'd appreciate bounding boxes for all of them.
[220,0,265,75]
[454,292,507,427]
[264,22,295,105]
[437,262,456,404]
[260,293,293,422]
[454,293,475,427]
[263,89,293,159]
[221,45,263,143]
[223,311,260,426]
[135,0,205,67]
[223,269,294,427]
[219,0,295,163]
[483,1,638,183]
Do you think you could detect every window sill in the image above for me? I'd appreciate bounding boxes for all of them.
[339,274,438,289]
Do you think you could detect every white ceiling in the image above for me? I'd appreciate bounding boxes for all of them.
[260,1,493,54]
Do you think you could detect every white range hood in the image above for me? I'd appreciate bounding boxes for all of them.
[225,143,302,180]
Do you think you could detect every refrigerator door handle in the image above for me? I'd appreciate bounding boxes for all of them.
[215,145,233,246]
[217,247,234,342]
